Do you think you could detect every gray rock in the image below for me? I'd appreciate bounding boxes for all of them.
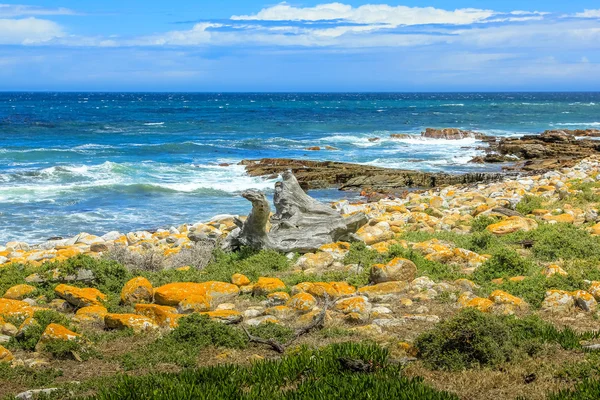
[16,388,58,400]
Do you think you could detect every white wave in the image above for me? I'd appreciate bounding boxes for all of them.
[554,122,600,127]
[440,103,464,107]
[144,122,165,126]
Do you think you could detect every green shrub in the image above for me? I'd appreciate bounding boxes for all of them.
[343,242,382,268]
[515,195,544,215]
[414,309,600,371]
[86,343,458,400]
[473,248,534,282]
[526,223,600,262]
[415,308,516,370]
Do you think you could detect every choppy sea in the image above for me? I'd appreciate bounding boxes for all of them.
[1,92,599,243]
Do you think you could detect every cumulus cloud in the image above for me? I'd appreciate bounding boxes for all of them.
[573,9,600,18]
[0,17,64,44]
[0,4,76,17]
[231,2,496,26]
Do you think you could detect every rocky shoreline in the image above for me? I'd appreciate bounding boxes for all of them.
[3,152,600,399]
[241,128,600,194]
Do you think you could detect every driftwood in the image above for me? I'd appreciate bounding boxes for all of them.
[492,207,523,218]
[224,171,368,253]
[242,297,330,353]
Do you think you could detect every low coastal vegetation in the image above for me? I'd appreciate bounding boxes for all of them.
[4,157,600,399]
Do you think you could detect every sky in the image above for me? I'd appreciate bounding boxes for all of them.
[1,1,600,91]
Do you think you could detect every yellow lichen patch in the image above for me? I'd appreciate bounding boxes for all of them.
[318,242,351,252]
[200,310,243,324]
[330,281,356,296]
[0,345,14,363]
[355,222,394,245]
[508,276,526,282]
[287,293,317,313]
[543,213,575,224]
[176,266,191,272]
[590,223,600,236]
[304,282,339,299]
[104,313,158,332]
[542,264,568,277]
[38,323,81,347]
[135,304,180,328]
[357,281,408,299]
[465,297,494,313]
[231,273,251,287]
[3,284,36,300]
[572,290,597,312]
[178,294,211,313]
[334,296,370,315]
[265,306,295,320]
[489,290,527,310]
[588,281,600,301]
[0,298,34,319]
[121,277,153,305]
[56,247,83,259]
[487,216,538,235]
[154,281,238,306]
[370,257,417,284]
[253,277,286,295]
[55,284,107,308]
[73,306,108,324]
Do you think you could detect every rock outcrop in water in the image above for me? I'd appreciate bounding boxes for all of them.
[241,158,506,192]
[421,128,488,140]
[478,129,600,171]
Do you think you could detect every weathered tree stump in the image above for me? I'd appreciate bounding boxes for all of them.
[224,171,367,253]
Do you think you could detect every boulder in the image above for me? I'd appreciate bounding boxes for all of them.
[487,216,538,235]
[121,277,153,305]
[253,277,286,296]
[287,293,317,313]
[3,284,36,300]
[55,284,106,308]
[104,313,158,332]
[370,258,417,284]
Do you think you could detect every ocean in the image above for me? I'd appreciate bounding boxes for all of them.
[1,92,599,243]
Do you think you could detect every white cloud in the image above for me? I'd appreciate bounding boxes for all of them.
[232,3,496,26]
[573,9,600,18]
[131,23,221,46]
[0,4,76,17]
[0,17,64,44]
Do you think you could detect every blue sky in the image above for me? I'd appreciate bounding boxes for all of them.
[1,1,600,91]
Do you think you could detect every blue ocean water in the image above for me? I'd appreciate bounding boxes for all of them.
[1,92,599,243]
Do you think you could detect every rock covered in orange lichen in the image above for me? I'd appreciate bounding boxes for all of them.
[177,294,211,313]
[357,281,408,300]
[231,273,251,287]
[0,298,34,319]
[37,323,81,348]
[287,293,317,313]
[370,257,417,284]
[0,345,14,363]
[153,281,239,306]
[55,284,107,307]
[253,277,286,295]
[486,216,538,235]
[334,296,371,315]
[3,284,36,300]
[104,313,158,332]
[73,306,108,324]
[120,277,153,305]
[135,304,182,328]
